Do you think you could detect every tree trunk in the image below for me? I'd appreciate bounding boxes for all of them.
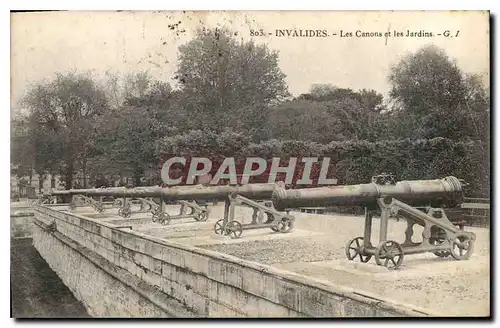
[65,160,74,190]
[37,172,44,192]
[82,160,88,188]
[133,172,142,187]
[133,166,144,187]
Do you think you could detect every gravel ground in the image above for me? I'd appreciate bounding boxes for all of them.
[199,235,340,265]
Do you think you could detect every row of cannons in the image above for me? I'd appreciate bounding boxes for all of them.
[36,175,476,270]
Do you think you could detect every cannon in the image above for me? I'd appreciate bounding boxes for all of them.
[272,174,475,270]
[48,183,295,236]
[49,184,277,201]
[212,192,294,239]
[48,186,213,224]
[111,197,210,225]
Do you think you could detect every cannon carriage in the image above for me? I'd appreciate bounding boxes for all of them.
[46,183,294,236]
[213,191,295,239]
[110,196,209,225]
[272,174,476,270]
[47,186,212,225]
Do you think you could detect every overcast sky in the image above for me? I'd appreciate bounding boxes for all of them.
[11,11,489,110]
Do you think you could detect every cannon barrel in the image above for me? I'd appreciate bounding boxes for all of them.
[49,187,162,198]
[49,183,280,201]
[272,176,465,211]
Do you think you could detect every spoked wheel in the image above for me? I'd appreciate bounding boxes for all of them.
[151,206,161,216]
[196,211,209,222]
[157,213,172,226]
[429,227,451,258]
[121,206,132,218]
[214,219,226,235]
[268,215,280,232]
[118,208,131,218]
[225,220,243,239]
[345,237,372,263]
[375,240,404,270]
[113,199,123,208]
[277,217,294,233]
[430,239,451,257]
[450,234,474,260]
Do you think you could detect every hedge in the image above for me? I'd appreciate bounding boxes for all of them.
[156,133,489,197]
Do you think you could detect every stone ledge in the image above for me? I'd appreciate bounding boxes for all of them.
[316,259,390,274]
[11,211,35,217]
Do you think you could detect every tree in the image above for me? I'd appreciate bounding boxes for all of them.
[92,104,172,187]
[21,71,108,189]
[104,70,154,109]
[387,45,489,141]
[389,46,464,114]
[11,113,62,191]
[10,115,34,181]
[309,83,337,99]
[31,122,63,190]
[123,71,153,100]
[294,85,385,141]
[93,69,183,187]
[460,73,490,144]
[175,27,290,134]
[268,99,345,143]
[104,70,122,109]
[125,80,172,107]
[124,79,184,126]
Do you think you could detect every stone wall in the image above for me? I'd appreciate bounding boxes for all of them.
[11,210,34,239]
[32,205,436,317]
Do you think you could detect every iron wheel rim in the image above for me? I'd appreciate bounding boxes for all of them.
[214,219,226,235]
[375,240,404,270]
[226,220,243,239]
[345,237,372,263]
[450,235,474,260]
[277,217,293,233]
